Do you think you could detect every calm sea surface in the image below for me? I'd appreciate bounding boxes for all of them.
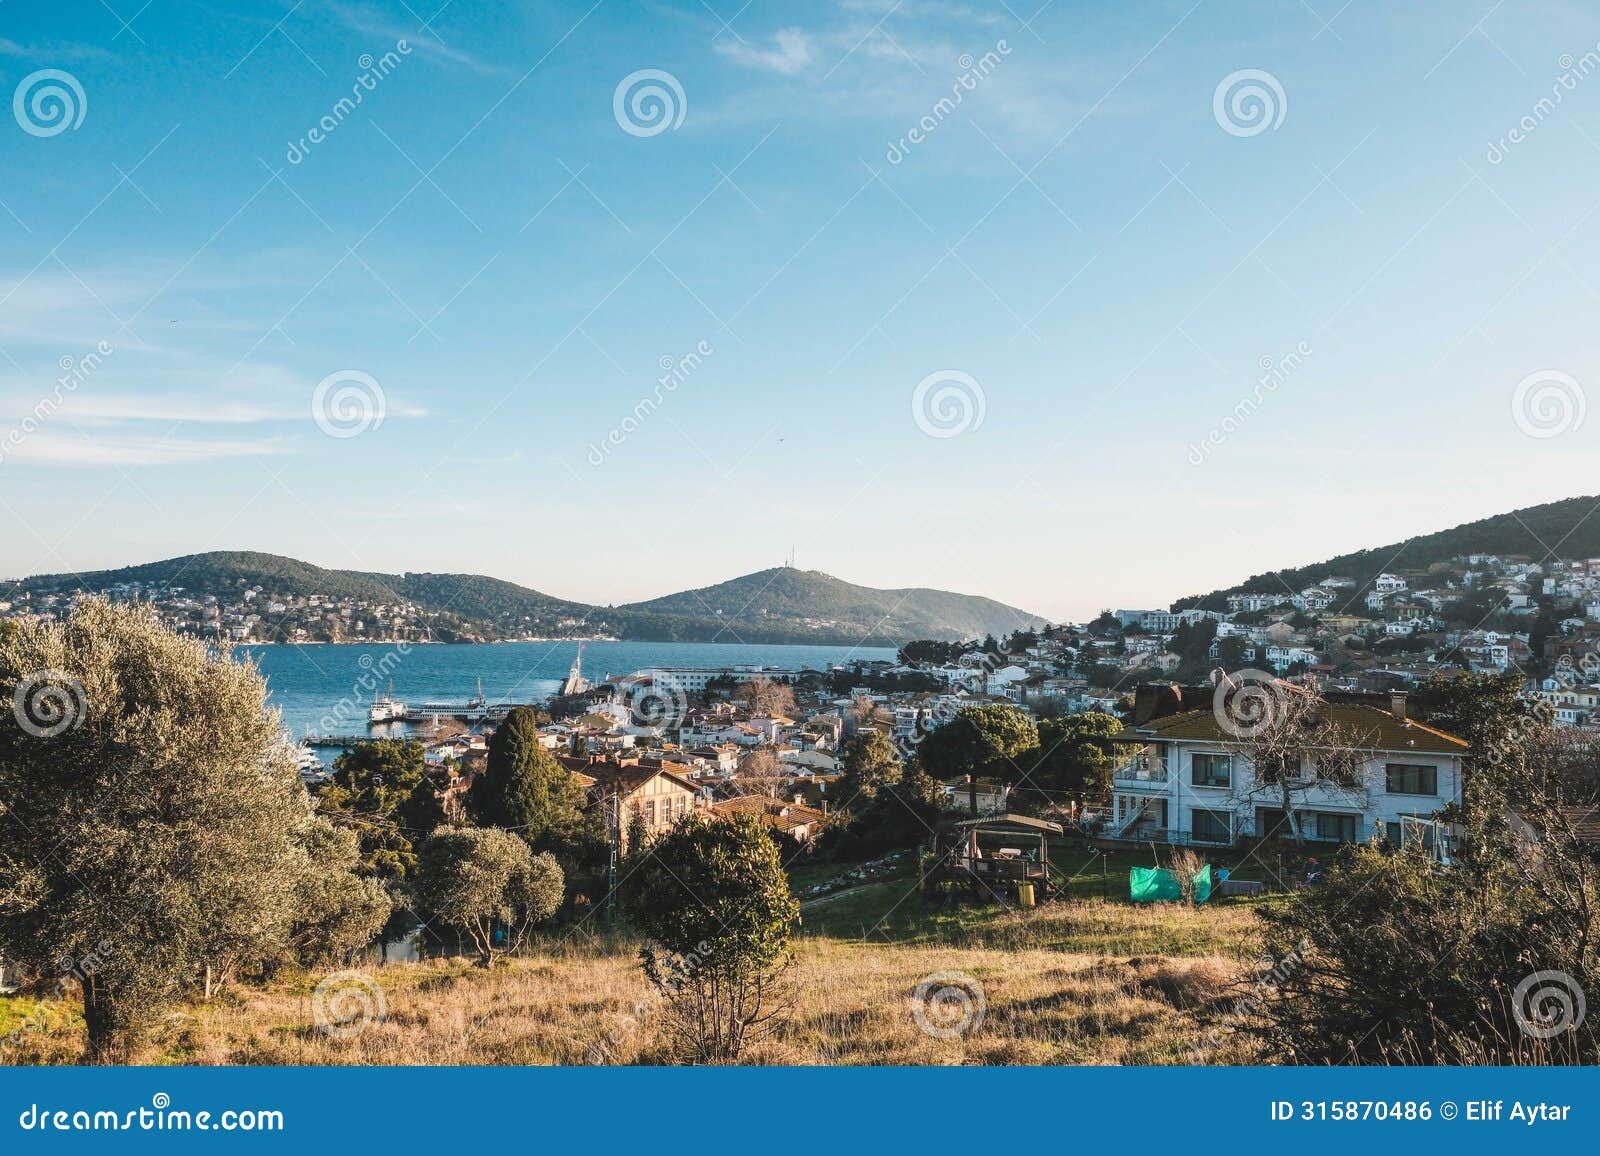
[241,640,897,737]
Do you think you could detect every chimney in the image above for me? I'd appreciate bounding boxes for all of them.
[1390,691,1408,720]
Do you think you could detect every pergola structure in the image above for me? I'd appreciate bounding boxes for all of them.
[921,812,1067,903]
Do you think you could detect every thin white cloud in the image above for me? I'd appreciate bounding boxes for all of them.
[0,38,115,62]
[326,1,511,77]
[833,0,1007,25]
[715,28,819,76]
[49,392,427,424]
[0,432,286,467]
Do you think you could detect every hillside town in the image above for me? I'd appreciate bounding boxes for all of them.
[288,543,1600,869]
[0,580,454,643]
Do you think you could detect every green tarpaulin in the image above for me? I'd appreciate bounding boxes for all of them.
[1129,864,1213,903]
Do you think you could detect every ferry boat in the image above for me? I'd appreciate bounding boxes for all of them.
[369,682,407,724]
[407,679,489,722]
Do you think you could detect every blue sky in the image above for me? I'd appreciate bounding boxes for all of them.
[1,0,1598,621]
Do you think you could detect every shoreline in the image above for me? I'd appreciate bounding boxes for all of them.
[239,638,899,650]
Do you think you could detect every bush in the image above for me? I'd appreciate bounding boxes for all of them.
[416,827,563,967]
[1256,834,1600,1064]
[620,815,798,1062]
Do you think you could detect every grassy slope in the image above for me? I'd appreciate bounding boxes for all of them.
[1,854,1269,1066]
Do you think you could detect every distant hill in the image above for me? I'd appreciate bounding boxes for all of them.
[621,567,1045,643]
[11,553,1043,646]
[20,551,403,604]
[1173,495,1600,611]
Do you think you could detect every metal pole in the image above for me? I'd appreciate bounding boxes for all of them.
[606,792,618,923]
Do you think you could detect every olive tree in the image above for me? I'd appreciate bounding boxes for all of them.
[0,599,367,1059]
[415,826,563,967]
[620,814,798,1063]
[285,814,392,967]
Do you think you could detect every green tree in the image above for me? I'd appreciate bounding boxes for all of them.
[822,758,945,860]
[415,826,563,967]
[469,706,593,855]
[0,599,369,1059]
[620,815,798,1063]
[1088,609,1122,636]
[317,739,438,881]
[1215,634,1251,671]
[1413,671,1546,780]
[898,639,961,665]
[835,728,902,809]
[1021,711,1124,802]
[917,704,1039,808]
[285,814,392,967]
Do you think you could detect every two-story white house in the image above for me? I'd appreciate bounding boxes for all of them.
[1105,693,1468,852]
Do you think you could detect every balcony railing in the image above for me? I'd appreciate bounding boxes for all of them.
[1113,753,1168,784]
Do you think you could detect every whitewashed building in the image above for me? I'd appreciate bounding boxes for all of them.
[1106,695,1468,851]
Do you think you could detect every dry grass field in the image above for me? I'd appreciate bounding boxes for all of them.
[1,881,1273,1066]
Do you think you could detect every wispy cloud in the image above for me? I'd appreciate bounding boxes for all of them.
[326,1,511,77]
[715,28,820,76]
[51,392,427,425]
[0,431,286,467]
[0,37,116,62]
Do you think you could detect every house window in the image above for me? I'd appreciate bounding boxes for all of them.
[1191,809,1231,843]
[1387,817,1441,851]
[1385,763,1437,796]
[645,799,657,825]
[1314,812,1357,843]
[1191,753,1232,788]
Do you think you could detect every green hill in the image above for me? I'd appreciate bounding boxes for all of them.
[1173,494,1600,610]
[621,567,1045,643]
[13,554,1043,645]
[21,551,402,603]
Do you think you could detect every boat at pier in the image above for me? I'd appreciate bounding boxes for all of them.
[368,682,407,724]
